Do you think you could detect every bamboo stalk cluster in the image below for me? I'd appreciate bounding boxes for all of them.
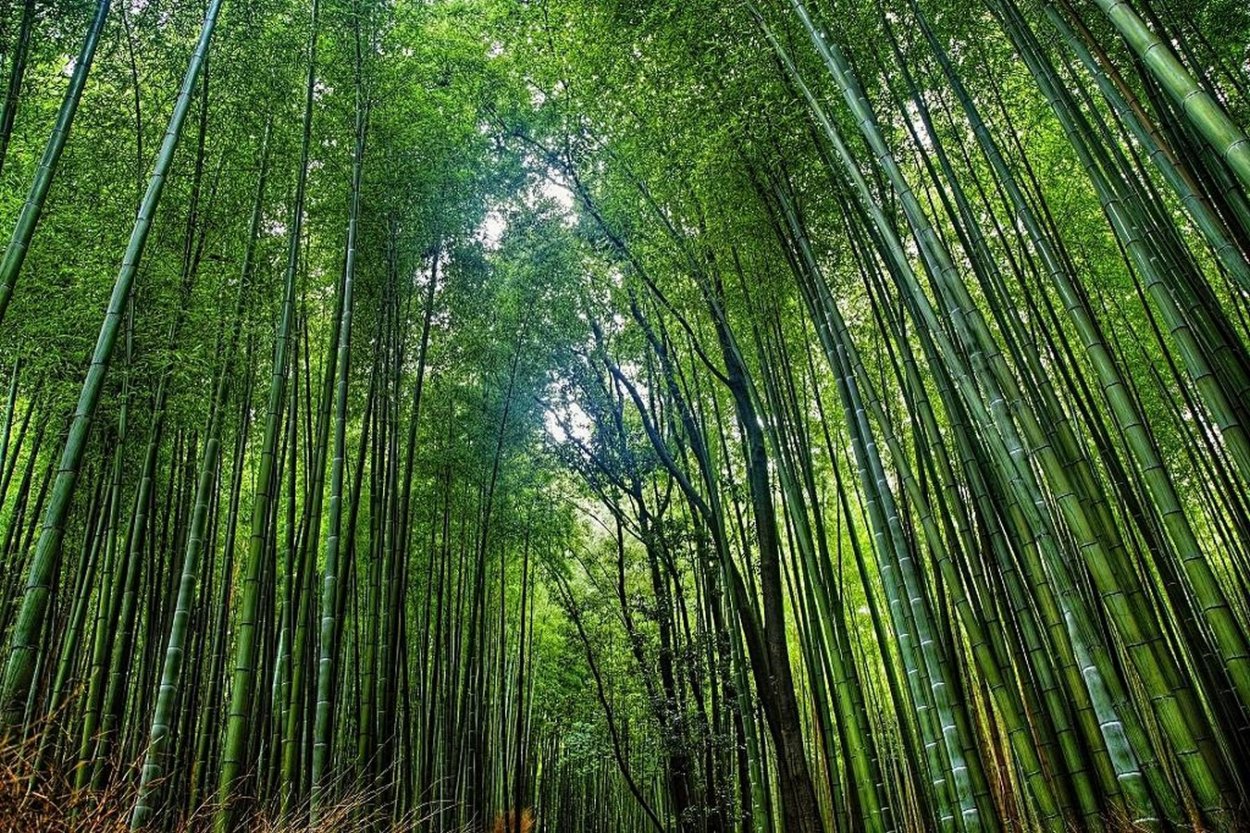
[0,0,1246,831]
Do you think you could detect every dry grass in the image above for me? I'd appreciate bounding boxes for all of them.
[0,734,526,832]
[0,761,435,832]
[0,735,130,832]
[489,808,534,833]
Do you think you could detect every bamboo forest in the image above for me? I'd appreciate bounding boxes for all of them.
[3,0,1250,830]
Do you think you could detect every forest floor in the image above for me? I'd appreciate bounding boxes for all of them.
[0,739,422,833]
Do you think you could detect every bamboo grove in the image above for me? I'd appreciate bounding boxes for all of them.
[0,0,1247,830]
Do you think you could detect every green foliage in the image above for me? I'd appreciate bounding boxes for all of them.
[0,0,1248,830]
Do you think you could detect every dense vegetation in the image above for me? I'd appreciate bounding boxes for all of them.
[0,0,1248,830]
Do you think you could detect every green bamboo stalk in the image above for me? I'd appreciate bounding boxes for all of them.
[0,0,223,730]
[0,0,111,326]
[310,45,366,815]
[214,3,318,826]
[1088,0,1250,191]
[130,122,270,830]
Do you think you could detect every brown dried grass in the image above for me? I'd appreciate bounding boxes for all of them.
[0,732,514,832]
[490,808,534,833]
